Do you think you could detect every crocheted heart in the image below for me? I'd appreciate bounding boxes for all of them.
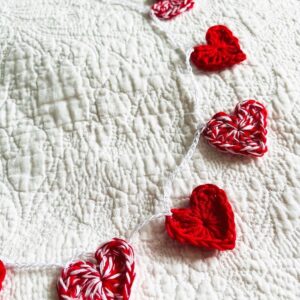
[152,0,195,20]
[203,100,268,157]
[165,184,236,251]
[0,260,5,290]
[57,238,135,300]
[191,25,246,71]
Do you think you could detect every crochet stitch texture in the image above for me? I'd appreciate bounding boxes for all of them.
[191,25,246,71]
[202,100,268,157]
[165,184,236,251]
[57,239,135,300]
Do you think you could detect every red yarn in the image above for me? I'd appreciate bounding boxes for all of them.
[191,25,246,71]
[0,260,5,291]
[165,184,236,251]
[203,100,268,157]
[151,0,195,20]
[57,238,135,300]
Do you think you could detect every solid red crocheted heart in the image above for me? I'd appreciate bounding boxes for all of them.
[166,184,236,251]
[152,0,195,20]
[203,100,268,157]
[191,25,246,71]
[57,239,135,300]
[0,260,5,291]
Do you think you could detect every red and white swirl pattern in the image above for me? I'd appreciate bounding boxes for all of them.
[57,238,135,300]
[151,0,195,20]
[202,100,268,157]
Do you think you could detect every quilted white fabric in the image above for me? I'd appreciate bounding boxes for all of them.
[0,0,299,299]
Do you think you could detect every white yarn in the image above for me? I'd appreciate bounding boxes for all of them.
[2,260,64,270]
[126,15,205,242]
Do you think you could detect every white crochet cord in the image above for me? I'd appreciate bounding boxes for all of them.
[0,3,204,270]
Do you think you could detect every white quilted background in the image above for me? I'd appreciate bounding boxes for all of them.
[0,0,300,299]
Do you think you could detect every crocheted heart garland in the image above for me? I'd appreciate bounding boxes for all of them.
[165,184,236,250]
[57,238,135,300]
[0,260,5,291]
[152,0,195,20]
[191,25,246,71]
[202,100,268,157]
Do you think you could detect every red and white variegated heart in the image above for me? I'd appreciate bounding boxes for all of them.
[151,0,195,20]
[202,100,268,157]
[57,238,135,300]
